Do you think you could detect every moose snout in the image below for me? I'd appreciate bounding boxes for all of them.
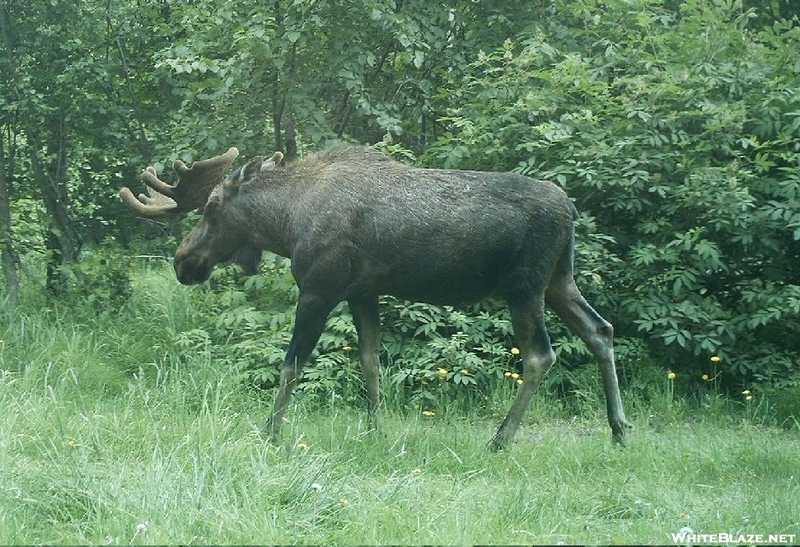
[174,252,213,285]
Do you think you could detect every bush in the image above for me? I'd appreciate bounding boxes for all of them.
[426,0,800,388]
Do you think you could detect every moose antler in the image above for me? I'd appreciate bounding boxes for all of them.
[120,147,240,218]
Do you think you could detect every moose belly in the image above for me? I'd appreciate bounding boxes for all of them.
[366,248,514,306]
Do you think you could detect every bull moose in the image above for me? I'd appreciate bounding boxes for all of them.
[121,145,632,449]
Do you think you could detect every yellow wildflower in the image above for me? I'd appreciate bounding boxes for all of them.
[66,439,76,448]
[510,347,520,355]
[422,410,435,417]
[701,374,710,381]
[710,356,721,363]
[511,372,520,379]
[438,368,448,378]
[667,371,676,380]
[742,389,751,396]
[297,442,309,450]
[745,395,753,401]
[461,369,470,375]
[516,379,524,385]
[340,498,350,505]
[504,371,512,377]
[342,345,353,352]
[411,468,422,475]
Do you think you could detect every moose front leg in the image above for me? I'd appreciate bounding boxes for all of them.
[266,292,335,443]
[349,295,382,434]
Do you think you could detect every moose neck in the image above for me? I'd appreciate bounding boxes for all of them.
[237,174,301,259]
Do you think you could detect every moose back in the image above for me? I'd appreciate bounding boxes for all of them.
[121,145,631,449]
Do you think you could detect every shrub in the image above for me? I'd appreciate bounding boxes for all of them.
[426,0,800,388]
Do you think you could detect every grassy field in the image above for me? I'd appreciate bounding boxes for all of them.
[1,365,798,545]
[0,267,798,544]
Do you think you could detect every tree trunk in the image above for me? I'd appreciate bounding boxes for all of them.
[0,134,19,307]
[1,0,83,296]
[272,91,284,154]
[284,104,298,161]
[27,127,84,295]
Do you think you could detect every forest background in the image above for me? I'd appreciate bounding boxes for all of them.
[1,0,800,543]
[1,0,799,418]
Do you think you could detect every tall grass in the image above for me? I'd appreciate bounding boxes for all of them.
[1,263,798,544]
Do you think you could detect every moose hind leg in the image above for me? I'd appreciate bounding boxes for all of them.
[267,292,336,443]
[489,296,556,450]
[349,295,383,434]
[545,275,632,444]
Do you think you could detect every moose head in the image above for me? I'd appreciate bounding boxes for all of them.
[120,148,283,282]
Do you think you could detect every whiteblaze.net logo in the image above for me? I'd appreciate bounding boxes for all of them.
[671,529,796,545]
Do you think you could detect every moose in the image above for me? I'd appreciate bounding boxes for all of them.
[121,145,632,449]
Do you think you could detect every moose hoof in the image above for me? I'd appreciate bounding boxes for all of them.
[611,419,634,446]
[486,436,510,452]
[263,426,282,445]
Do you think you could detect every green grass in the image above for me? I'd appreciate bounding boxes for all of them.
[1,356,798,544]
[1,265,798,544]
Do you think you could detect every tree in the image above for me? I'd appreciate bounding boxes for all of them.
[142,0,544,157]
[0,1,86,292]
[0,0,187,295]
[0,3,19,305]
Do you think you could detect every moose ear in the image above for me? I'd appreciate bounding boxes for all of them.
[261,151,284,170]
[226,151,284,190]
[226,156,264,189]
[242,155,266,180]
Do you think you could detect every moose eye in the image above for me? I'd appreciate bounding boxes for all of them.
[203,195,220,216]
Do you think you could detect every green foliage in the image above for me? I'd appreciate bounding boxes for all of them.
[427,0,800,387]
[3,2,800,539]
[382,300,516,410]
[3,0,799,399]
[175,257,298,388]
[2,259,799,544]
[73,244,133,314]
